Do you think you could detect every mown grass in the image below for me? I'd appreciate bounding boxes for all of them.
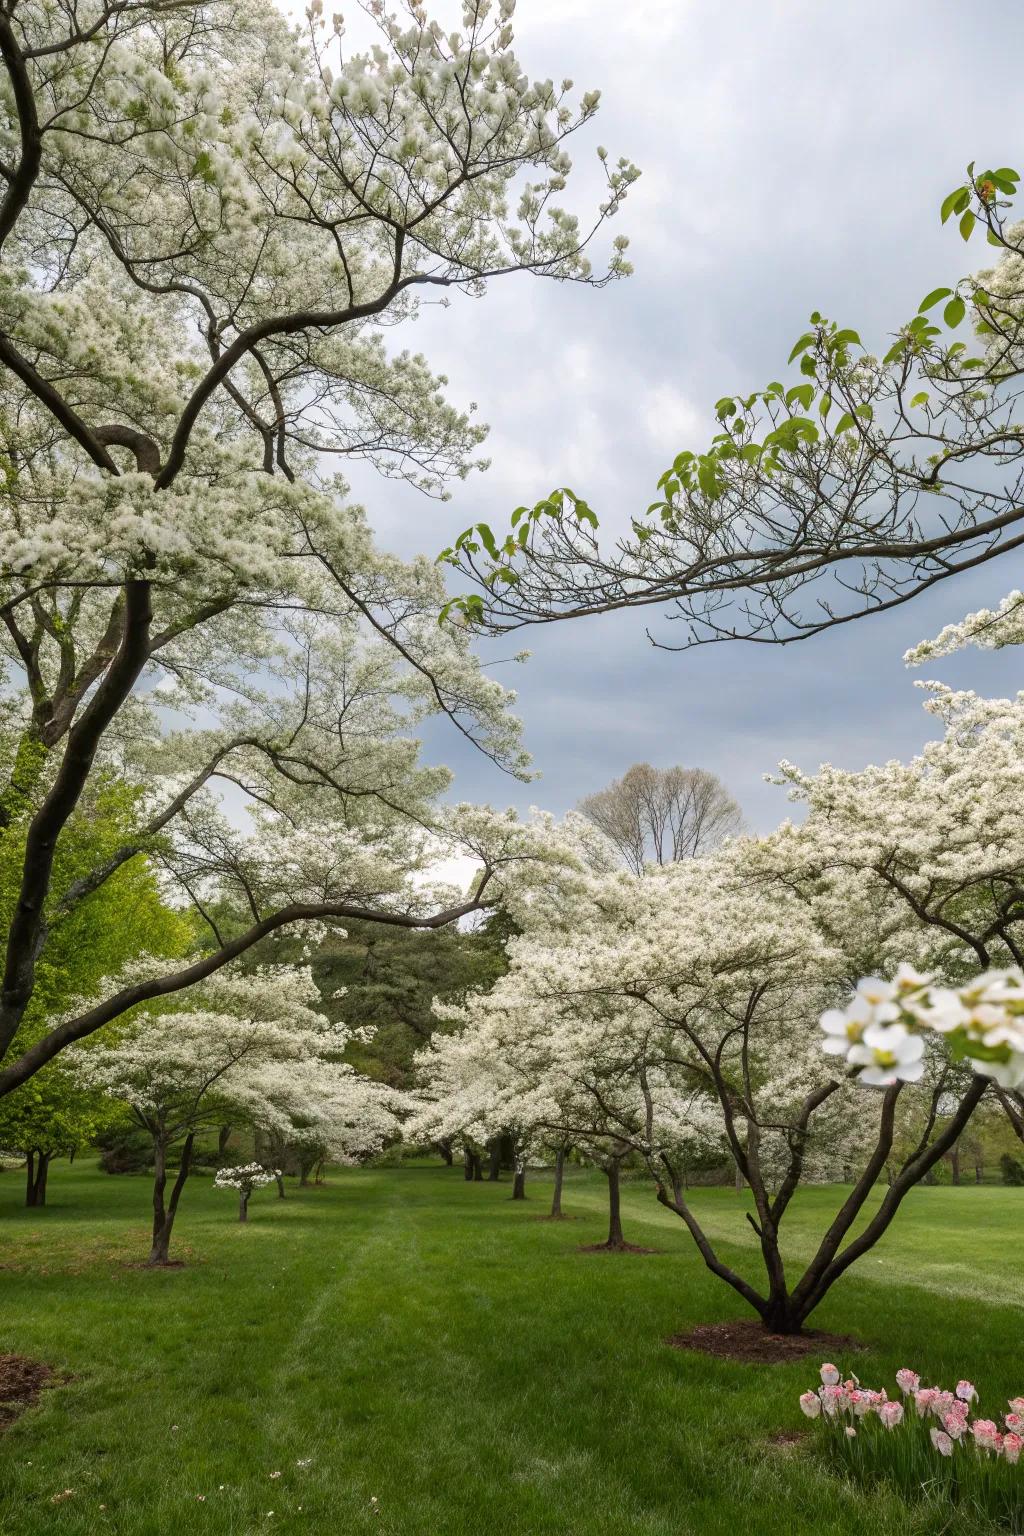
[0,1161,1019,1535]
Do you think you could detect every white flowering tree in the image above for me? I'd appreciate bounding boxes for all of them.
[0,0,637,1097]
[68,963,393,1263]
[763,683,1024,1142]
[446,777,1019,1332]
[214,1162,278,1222]
[252,1048,398,1186]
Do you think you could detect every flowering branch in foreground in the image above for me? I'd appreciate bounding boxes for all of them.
[821,967,1024,1089]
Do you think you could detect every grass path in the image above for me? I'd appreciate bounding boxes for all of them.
[0,1163,1020,1535]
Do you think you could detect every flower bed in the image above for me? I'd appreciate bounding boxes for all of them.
[799,1364,1024,1527]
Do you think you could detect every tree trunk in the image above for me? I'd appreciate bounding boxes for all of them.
[512,1163,527,1200]
[550,1146,566,1218]
[605,1158,625,1248]
[218,1126,232,1157]
[734,1163,744,1192]
[35,1151,50,1206]
[275,1171,286,1199]
[239,1192,249,1223]
[147,1132,195,1265]
[760,1296,804,1335]
[463,1147,474,1181]
[437,1139,453,1167]
[950,1144,961,1186]
[25,1149,50,1208]
[299,1155,316,1187]
[487,1141,501,1182]
[472,1152,483,1182]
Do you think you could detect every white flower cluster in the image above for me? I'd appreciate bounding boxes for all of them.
[213,1164,280,1194]
[904,590,1024,667]
[821,967,1024,1089]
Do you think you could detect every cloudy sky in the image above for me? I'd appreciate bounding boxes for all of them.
[327,0,1024,832]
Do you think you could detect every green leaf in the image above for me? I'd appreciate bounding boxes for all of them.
[785,382,815,411]
[818,393,832,419]
[959,209,976,242]
[832,328,862,350]
[940,185,969,223]
[833,412,856,434]
[697,461,719,499]
[909,391,930,408]
[475,522,499,560]
[944,296,966,328]
[787,332,815,364]
[918,287,952,313]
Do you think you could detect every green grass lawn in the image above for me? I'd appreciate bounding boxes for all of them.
[0,1161,1020,1536]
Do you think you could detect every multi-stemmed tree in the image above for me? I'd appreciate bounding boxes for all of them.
[425,677,1024,1333]
[0,0,638,1096]
[578,762,741,875]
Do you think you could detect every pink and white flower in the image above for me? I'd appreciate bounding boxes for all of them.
[895,1368,920,1395]
[972,1419,1002,1453]
[799,1392,821,1419]
[956,1380,978,1404]
[878,1401,904,1431]
[930,1428,954,1458]
[819,1364,840,1387]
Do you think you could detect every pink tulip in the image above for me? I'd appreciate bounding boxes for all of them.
[820,1363,840,1387]
[895,1369,920,1394]
[930,1428,954,1458]
[799,1392,821,1419]
[956,1380,978,1404]
[878,1401,904,1430]
[972,1419,1002,1453]
[1004,1433,1022,1466]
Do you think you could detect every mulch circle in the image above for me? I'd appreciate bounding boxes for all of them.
[121,1259,188,1270]
[666,1320,861,1365]
[578,1241,661,1255]
[0,1354,57,1429]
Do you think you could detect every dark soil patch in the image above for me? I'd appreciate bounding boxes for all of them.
[122,1259,188,1271]
[666,1320,860,1364]
[765,1429,807,1454]
[0,1355,57,1429]
[578,1241,661,1255]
